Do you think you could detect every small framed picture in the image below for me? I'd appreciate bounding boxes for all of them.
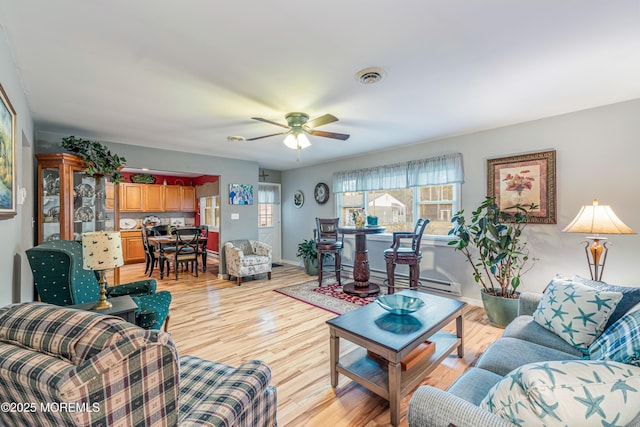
[487,149,556,224]
[293,190,304,208]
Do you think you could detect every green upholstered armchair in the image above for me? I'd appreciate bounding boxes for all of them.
[26,240,171,330]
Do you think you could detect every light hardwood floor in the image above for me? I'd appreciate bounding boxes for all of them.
[115,261,503,427]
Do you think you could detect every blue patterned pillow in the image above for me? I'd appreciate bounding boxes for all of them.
[533,277,622,351]
[572,275,640,330]
[589,308,640,366]
[480,360,640,426]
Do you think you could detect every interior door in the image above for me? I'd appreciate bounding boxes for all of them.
[258,183,281,263]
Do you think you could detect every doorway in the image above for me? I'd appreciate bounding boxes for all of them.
[258,183,281,263]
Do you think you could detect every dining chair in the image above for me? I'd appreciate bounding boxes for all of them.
[315,218,343,286]
[197,225,209,272]
[383,218,429,294]
[164,228,200,280]
[151,224,171,236]
[141,226,168,277]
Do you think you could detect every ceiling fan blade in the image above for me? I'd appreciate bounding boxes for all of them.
[251,117,290,129]
[245,131,288,141]
[307,129,350,141]
[306,113,338,128]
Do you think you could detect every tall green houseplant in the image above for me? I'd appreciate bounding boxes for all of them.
[448,196,537,298]
[61,136,126,183]
[448,196,538,327]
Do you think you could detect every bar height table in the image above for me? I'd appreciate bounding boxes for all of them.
[338,225,385,296]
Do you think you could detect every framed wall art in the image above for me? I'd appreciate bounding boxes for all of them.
[229,183,253,205]
[487,149,556,224]
[0,83,16,220]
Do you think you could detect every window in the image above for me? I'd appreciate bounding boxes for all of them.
[258,184,280,228]
[334,153,463,236]
[338,184,457,234]
[259,203,273,227]
[199,196,218,228]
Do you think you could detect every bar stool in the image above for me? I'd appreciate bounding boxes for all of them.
[383,218,429,294]
[315,218,343,286]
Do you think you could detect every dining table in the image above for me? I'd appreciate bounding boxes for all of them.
[338,225,386,296]
[147,232,207,279]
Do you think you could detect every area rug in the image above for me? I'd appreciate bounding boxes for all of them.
[275,280,387,314]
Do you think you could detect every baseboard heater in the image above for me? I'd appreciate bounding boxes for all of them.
[342,265,462,297]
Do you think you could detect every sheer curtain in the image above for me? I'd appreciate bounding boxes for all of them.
[258,184,280,204]
[333,153,463,193]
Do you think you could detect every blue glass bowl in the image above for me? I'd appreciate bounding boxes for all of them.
[375,294,425,315]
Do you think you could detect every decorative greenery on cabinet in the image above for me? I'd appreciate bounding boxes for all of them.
[61,136,126,183]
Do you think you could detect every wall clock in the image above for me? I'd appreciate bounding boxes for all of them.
[314,182,330,204]
[293,190,304,208]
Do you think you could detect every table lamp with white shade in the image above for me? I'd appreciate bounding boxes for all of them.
[82,230,124,310]
[562,199,636,281]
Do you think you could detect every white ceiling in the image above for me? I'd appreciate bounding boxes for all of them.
[1,1,639,171]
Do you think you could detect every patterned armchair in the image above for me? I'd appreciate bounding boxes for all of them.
[0,303,277,427]
[224,240,272,285]
[26,240,171,330]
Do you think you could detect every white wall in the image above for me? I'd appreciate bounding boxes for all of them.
[281,99,640,304]
[0,26,35,306]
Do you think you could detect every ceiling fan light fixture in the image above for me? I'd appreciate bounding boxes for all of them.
[283,134,298,149]
[297,133,311,149]
[283,132,311,150]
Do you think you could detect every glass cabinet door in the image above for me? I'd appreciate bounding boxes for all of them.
[41,167,61,242]
[72,171,114,238]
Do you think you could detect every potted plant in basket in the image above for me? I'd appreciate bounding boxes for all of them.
[297,239,318,276]
[448,196,538,327]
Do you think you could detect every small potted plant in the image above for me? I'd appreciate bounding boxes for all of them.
[448,196,538,327]
[297,239,318,275]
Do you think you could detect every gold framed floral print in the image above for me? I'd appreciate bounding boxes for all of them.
[0,83,16,220]
[487,150,556,224]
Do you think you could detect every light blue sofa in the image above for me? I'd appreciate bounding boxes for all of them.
[408,286,640,427]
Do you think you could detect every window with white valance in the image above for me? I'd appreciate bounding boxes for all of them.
[258,184,280,228]
[333,153,463,193]
[258,184,280,204]
[333,153,464,236]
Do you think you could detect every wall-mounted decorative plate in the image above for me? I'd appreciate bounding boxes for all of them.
[293,190,304,208]
[314,182,329,204]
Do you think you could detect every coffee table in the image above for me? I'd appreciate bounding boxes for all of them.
[326,290,465,426]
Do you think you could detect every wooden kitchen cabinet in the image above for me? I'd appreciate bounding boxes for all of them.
[120,183,144,212]
[144,185,165,211]
[164,185,182,211]
[181,186,196,211]
[121,230,145,264]
[105,181,115,210]
[118,183,195,212]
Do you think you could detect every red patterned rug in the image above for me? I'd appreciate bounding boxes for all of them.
[275,280,386,314]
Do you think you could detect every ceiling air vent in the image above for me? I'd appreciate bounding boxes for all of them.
[355,67,385,85]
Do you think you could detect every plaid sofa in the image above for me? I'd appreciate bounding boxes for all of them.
[0,303,277,427]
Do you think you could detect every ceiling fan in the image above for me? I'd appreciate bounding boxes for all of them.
[228,112,350,150]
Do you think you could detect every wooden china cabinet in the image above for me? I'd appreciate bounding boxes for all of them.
[36,153,117,244]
